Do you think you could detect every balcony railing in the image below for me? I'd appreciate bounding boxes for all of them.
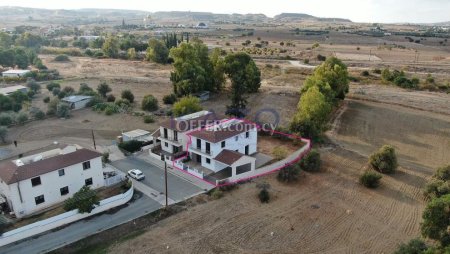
[189,145,212,156]
[159,136,181,143]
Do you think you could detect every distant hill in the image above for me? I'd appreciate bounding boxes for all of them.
[274,13,352,22]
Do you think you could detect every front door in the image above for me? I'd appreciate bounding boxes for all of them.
[245,145,249,155]
[206,142,210,154]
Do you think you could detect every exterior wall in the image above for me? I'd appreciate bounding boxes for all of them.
[231,156,256,177]
[73,99,91,110]
[5,157,104,218]
[159,127,189,159]
[2,72,30,78]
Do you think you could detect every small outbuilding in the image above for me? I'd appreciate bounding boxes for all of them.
[122,129,153,142]
[2,70,31,78]
[0,85,28,96]
[61,95,92,110]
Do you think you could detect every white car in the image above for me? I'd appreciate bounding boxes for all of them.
[127,169,145,180]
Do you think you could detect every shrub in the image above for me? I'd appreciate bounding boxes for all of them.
[361,70,370,76]
[54,54,70,62]
[27,80,41,93]
[86,95,104,107]
[162,94,177,104]
[277,164,301,183]
[52,88,61,96]
[299,149,321,172]
[421,194,450,246]
[141,94,159,111]
[118,140,144,153]
[102,152,110,163]
[372,69,382,74]
[34,110,45,120]
[434,165,450,181]
[393,239,428,254]
[56,103,71,118]
[62,86,75,95]
[210,188,223,200]
[97,82,112,98]
[0,113,13,126]
[303,59,310,64]
[16,112,28,124]
[317,54,326,61]
[46,82,60,91]
[115,99,131,108]
[143,115,155,123]
[121,89,134,103]
[57,91,66,99]
[43,96,50,103]
[272,146,288,160]
[360,171,382,188]
[172,96,202,117]
[0,126,7,143]
[258,188,270,203]
[424,180,449,200]
[64,186,99,213]
[369,145,398,174]
[106,94,116,102]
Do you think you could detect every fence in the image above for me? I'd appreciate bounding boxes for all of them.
[104,173,126,186]
[0,186,134,247]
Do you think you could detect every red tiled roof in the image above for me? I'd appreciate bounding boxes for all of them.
[214,149,245,165]
[0,148,102,184]
[190,122,256,143]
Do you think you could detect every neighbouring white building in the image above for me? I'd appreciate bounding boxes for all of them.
[153,111,258,180]
[122,129,153,142]
[0,85,28,96]
[2,70,31,78]
[61,95,92,110]
[0,145,104,218]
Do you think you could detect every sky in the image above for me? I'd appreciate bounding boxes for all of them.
[0,0,449,23]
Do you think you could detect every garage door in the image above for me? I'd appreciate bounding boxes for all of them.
[236,163,252,175]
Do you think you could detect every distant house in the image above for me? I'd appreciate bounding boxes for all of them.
[2,70,31,78]
[61,95,92,110]
[122,129,152,142]
[0,145,104,218]
[0,85,28,96]
[195,22,208,29]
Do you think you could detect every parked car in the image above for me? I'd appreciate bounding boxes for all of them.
[127,169,145,180]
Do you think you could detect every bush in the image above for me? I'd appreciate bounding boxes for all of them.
[121,89,134,103]
[141,94,159,111]
[46,82,60,91]
[361,70,370,76]
[424,180,449,200]
[118,140,144,153]
[258,188,270,203]
[34,110,45,120]
[434,165,450,181]
[62,86,75,95]
[54,54,70,62]
[86,95,104,107]
[172,96,202,117]
[299,149,321,172]
[27,80,41,93]
[369,145,398,174]
[106,94,116,102]
[277,164,301,183]
[210,188,223,200]
[43,96,50,103]
[143,115,155,123]
[52,88,61,96]
[56,103,71,118]
[0,126,7,143]
[393,239,428,254]
[64,186,99,213]
[303,59,310,64]
[16,112,28,124]
[0,113,13,126]
[360,171,382,188]
[102,152,110,163]
[272,146,288,160]
[317,54,326,61]
[57,91,67,99]
[372,69,382,74]
[162,94,177,104]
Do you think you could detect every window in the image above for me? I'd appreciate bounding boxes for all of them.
[85,178,93,186]
[31,177,41,187]
[58,169,65,176]
[60,186,69,196]
[246,131,249,138]
[206,158,211,164]
[82,161,91,170]
[34,195,45,205]
[235,136,239,141]
[221,141,225,148]
[165,142,168,147]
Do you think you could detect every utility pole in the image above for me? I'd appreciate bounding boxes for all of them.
[164,161,168,209]
[91,129,96,150]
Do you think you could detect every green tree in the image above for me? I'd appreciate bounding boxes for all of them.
[46,82,60,91]
[299,149,321,172]
[172,96,202,117]
[434,165,450,181]
[421,194,450,246]
[27,80,41,93]
[16,112,28,124]
[0,48,15,67]
[56,103,71,118]
[210,48,226,92]
[102,36,120,58]
[311,57,349,100]
[369,145,398,174]
[78,83,95,95]
[394,239,428,254]
[47,98,60,115]
[127,48,136,60]
[301,76,334,104]
[277,163,301,183]
[0,32,13,48]
[64,186,100,214]
[0,95,14,111]
[14,47,29,69]
[224,52,261,116]
[360,171,382,188]
[146,39,169,64]
[121,89,134,103]
[97,82,112,98]
[0,113,13,126]
[141,94,159,111]
[0,126,7,143]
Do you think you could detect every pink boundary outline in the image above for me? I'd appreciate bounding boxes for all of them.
[171,118,312,187]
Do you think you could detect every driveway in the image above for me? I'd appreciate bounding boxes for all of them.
[0,192,161,254]
[111,156,203,202]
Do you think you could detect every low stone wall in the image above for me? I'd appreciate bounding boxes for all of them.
[0,186,134,247]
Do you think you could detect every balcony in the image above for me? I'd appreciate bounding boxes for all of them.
[158,135,181,145]
[189,145,212,156]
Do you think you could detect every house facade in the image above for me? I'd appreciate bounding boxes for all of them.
[0,145,104,218]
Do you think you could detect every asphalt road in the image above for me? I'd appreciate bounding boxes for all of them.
[0,192,161,254]
[111,156,203,202]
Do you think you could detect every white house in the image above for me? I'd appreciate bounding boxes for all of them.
[0,145,104,218]
[61,95,92,110]
[2,70,31,78]
[155,111,258,180]
[0,85,28,96]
